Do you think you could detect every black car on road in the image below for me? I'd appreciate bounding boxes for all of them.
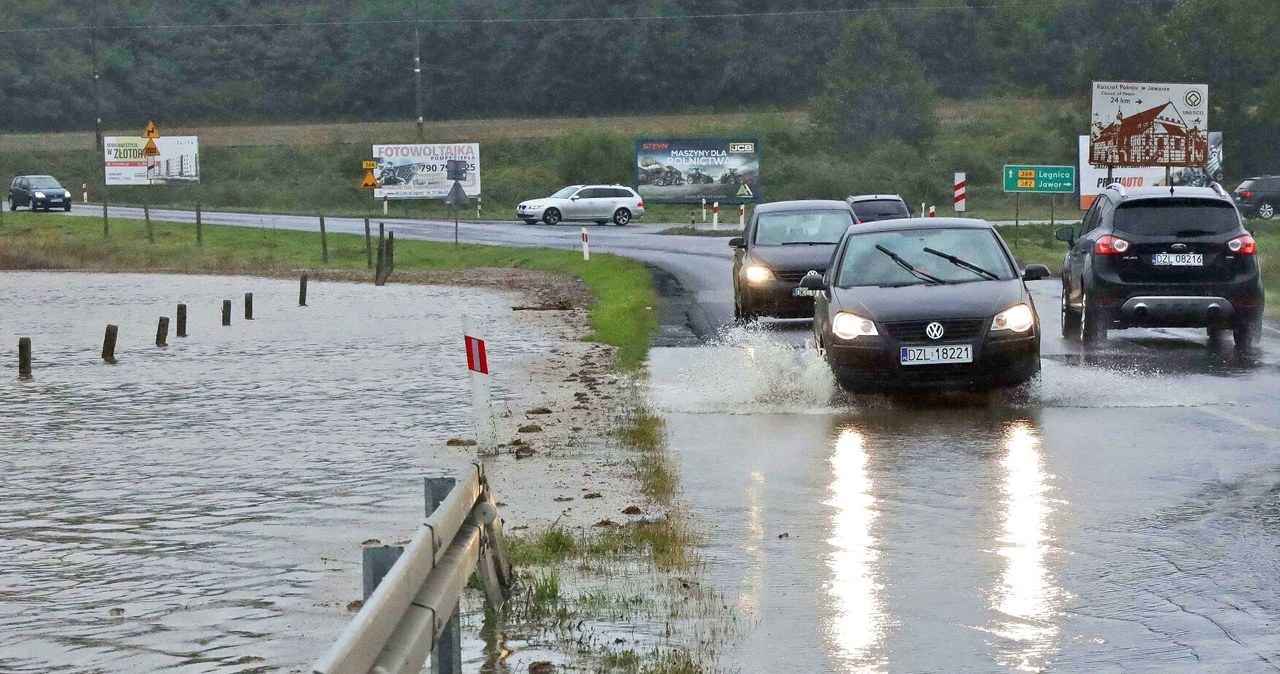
[1056,184,1263,350]
[730,200,856,321]
[9,175,72,212]
[803,218,1050,392]
[845,194,912,223]
[1233,176,1280,220]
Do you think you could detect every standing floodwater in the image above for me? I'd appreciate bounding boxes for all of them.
[0,273,553,672]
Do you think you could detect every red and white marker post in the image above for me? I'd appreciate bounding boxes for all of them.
[712,202,720,230]
[581,228,590,261]
[82,183,89,203]
[382,194,389,215]
[463,316,496,450]
[701,198,707,223]
[738,204,745,227]
[954,172,967,213]
[928,206,936,217]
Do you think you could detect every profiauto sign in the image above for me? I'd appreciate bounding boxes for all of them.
[372,143,480,200]
[636,138,761,204]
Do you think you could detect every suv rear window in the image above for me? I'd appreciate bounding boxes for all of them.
[1238,180,1258,191]
[1114,199,1239,237]
[851,200,910,223]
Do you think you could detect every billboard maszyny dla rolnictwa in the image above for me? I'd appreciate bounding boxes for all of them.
[635,138,761,204]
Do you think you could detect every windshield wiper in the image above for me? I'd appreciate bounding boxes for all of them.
[875,244,946,285]
[923,247,999,281]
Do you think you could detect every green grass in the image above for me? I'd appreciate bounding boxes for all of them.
[0,211,659,369]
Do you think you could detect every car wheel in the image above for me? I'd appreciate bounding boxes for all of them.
[1234,314,1262,352]
[7,198,15,211]
[542,208,561,226]
[613,208,631,226]
[1060,286,1080,340]
[63,203,71,212]
[1259,202,1275,220]
[1080,290,1108,345]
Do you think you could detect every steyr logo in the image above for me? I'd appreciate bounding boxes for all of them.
[925,322,945,340]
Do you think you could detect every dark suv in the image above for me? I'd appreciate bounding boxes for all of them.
[1233,176,1280,220]
[1055,184,1263,350]
[9,175,72,212]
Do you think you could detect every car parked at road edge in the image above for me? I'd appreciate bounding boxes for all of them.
[516,185,644,226]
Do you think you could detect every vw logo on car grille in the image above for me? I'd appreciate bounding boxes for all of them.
[925,322,945,340]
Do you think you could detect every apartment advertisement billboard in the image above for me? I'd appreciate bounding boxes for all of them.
[103,136,200,185]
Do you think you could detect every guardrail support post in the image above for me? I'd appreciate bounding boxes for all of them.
[362,546,405,600]
[424,476,463,674]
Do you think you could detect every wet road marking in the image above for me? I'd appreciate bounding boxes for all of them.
[1198,406,1276,434]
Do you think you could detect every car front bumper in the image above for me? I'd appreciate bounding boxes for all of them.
[740,281,815,318]
[824,332,1040,391]
[31,196,68,208]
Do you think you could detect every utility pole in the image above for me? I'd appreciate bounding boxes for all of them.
[413,0,425,142]
[91,7,103,151]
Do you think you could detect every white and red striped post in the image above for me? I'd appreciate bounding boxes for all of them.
[463,316,495,451]
[712,202,720,230]
[382,194,389,215]
[738,204,745,227]
[82,183,88,203]
[954,172,967,213]
[928,206,936,217]
[701,198,707,223]
[581,227,590,261]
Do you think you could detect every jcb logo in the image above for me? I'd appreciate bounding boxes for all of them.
[729,142,755,154]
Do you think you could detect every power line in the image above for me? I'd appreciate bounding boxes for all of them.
[0,0,1167,35]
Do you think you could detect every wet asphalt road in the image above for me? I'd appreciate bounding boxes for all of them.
[62,205,1280,671]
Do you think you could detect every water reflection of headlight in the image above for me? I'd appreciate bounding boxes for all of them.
[991,420,1063,672]
[825,427,888,669]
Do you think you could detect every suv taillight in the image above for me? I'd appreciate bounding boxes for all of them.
[1229,234,1256,255]
[1242,190,1254,198]
[637,200,644,208]
[1095,235,1130,255]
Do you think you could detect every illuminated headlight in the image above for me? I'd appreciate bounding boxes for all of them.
[34,192,45,199]
[743,266,774,284]
[992,303,1035,333]
[64,190,71,198]
[832,312,878,340]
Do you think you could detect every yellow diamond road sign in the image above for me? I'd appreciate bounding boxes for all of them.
[142,120,160,139]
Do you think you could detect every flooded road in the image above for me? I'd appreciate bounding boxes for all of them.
[0,273,551,672]
[651,283,1280,673]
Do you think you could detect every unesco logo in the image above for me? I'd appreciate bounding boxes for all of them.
[926,322,945,340]
[729,142,755,153]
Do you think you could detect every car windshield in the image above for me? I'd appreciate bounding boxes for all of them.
[851,199,910,223]
[1113,199,1239,236]
[753,210,853,246]
[549,186,578,199]
[29,177,62,189]
[835,227,1016,287]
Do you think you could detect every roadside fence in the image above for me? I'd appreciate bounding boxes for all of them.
[311,461,514,674]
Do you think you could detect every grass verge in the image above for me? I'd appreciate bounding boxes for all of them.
[0,211,659,369]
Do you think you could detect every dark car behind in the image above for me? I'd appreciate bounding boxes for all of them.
[1233,176,1280,220]
[9,175,72,212]
[731,200,855,321]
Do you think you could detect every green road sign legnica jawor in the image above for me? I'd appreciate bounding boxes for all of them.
[1003,165,1076,193]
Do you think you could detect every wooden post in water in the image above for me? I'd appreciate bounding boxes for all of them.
[18,338,31,379]
[319,215,329,264]
[222,300,231,326]
[244,292,254,320]
[364,218,373,269]
[102,325,118,364]
[299,274,308,307]
[196,200,203,246]
[144,201,154,243]
[156,317,169,347]
[176,304,188,337]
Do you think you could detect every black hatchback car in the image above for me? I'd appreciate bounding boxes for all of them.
[1056,184,1263,350]
[803,218,1051,392]
[730,200,856,321]
[1233,176,1280,220]
[9,175,72,212]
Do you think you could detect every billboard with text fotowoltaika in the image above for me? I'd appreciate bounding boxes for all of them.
[372,143,480,200]
[635,138,761,204]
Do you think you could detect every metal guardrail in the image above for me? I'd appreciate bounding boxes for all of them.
[313,461,514,674]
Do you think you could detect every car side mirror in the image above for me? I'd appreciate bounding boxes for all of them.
[799,273,826,290]
[728,237,745,249]
[1053,226,1075,246]
[570,195,580,201]
[1023,264,1052,281]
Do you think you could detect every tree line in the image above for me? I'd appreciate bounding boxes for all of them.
[1,0,1277,174]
